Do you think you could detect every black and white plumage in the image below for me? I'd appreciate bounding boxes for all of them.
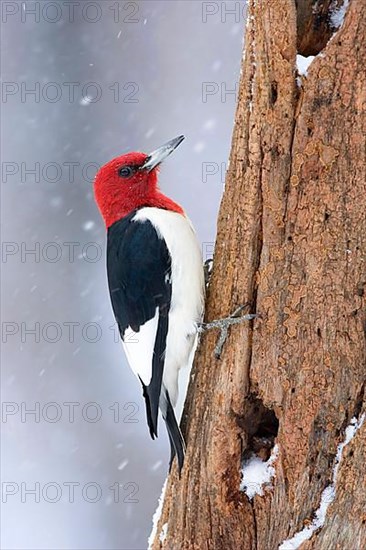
[107,207,204,471]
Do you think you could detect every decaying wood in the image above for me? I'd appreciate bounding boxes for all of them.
[296,0,346,56]
[150,1,366,548]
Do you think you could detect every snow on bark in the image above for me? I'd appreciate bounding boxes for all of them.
[240,445,279,500]
[279,414,365,550]
[148,479,167,549]
[330,0,350,29]
[296,54,315,75]
[159,523,168,543]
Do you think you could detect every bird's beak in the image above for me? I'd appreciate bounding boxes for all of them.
[141,135,185,172]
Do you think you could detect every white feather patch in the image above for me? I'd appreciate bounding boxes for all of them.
[122,309,159,386]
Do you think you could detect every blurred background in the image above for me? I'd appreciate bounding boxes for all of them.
[1,1,246,548]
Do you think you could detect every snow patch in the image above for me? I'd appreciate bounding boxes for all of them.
[105,494,113,506]
[151,460,163,472]
[240,444,279,499]
[148,479,167,549]
[159,523,168,543]
[245,3,257,111]
[296,55,315,76]
[117,459,128,471]
[203,118,216,131]
[193,141,205,154]
[330,0,349,29]
[83,220,95,231]
[79,95,93,106]
[279,413,365,550]
[230,23,241,36]
[145,127,155,139]
[50,196,63,208]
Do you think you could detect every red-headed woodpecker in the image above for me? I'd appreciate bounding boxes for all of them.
[94,136,204,473]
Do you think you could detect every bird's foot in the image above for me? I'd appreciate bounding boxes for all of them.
[198,304,258,359]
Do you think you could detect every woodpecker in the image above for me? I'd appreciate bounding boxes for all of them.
[94,136,205,473]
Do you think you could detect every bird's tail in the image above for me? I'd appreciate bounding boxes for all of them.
[162,390,186,475]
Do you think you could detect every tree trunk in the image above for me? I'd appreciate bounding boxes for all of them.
[150,1,366,548]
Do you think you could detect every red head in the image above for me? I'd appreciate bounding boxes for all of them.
[94,136,185,228]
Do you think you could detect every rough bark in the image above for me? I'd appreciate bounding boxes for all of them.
[151,1,366,548]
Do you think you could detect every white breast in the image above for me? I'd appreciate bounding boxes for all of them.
[133,207,205,405]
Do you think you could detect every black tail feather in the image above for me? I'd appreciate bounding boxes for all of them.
[167,431,176,472]
[141,382,156,439]
[164,392,186,475]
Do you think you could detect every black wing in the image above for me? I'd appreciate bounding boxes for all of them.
[107,211,172,439]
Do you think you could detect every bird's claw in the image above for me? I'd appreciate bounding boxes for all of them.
[198,303,258,359]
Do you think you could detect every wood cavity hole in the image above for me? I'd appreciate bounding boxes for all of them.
[240,395,279,461]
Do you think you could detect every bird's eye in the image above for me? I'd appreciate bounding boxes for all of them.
[118,166,134,178]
